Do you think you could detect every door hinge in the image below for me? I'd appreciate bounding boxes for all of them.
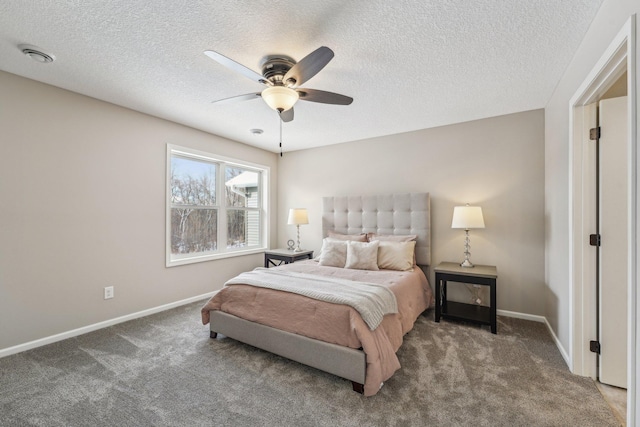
[589,234,601,246]
[590,340,601,354]
[590,127,601,140]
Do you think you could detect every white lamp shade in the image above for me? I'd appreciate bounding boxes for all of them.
[451,206,485,229]
[287,208,309,225]
[262,86,299,112]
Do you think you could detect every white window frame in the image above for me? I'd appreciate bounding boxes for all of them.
[166,144,269,267]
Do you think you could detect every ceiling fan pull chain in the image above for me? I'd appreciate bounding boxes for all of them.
[279,113,283,157]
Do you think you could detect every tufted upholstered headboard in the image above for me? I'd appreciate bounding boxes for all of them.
[322,193,431,266]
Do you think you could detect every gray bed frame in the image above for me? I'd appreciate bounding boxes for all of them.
[209,192,431,394]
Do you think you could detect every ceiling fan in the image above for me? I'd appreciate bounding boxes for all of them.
[204,46,353,122]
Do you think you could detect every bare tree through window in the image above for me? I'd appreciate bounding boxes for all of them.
[170,157,217,254]
[168,151,262,263]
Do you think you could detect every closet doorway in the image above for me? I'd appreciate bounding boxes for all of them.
[569,17,636,426]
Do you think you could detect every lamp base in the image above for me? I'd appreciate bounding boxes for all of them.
[460,229,475,268]
[293,225,303,252]
[460,259,475,268]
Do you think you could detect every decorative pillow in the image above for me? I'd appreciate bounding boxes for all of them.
[328,231,368,242]
[318,238,348,267]
[377,240,416,271]
[314,237,348,261]
[345,241,379,271]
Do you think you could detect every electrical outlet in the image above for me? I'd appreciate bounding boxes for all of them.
[104,286,114,300]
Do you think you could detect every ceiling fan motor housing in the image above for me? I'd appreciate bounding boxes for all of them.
[261,57,296,86]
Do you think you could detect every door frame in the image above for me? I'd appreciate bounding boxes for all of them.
[569,15,636,424]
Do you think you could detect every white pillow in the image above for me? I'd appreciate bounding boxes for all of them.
[377,240,416,271]
[345,241,379,271]
[318,238,348,267]
[315,237,344,262]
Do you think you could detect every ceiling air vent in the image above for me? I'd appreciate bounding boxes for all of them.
[18,44,55,63]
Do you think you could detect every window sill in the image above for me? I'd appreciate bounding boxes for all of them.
[166,247,266,267]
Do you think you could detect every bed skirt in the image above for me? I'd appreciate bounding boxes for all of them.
[210,310,366,385]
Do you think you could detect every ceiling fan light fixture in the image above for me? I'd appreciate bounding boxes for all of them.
[261,86,299,112]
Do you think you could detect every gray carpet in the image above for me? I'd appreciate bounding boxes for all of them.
[0,301,619,426]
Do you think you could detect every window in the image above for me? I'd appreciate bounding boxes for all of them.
[166,145,268,266]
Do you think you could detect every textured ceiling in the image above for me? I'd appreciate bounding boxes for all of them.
[0,0,604,153]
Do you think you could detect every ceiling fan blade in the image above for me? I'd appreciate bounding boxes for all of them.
[211,92,261,105]
[283,46,334,87]
[204,50,271,86]
[279,108,294,122]
[296,88,353,105]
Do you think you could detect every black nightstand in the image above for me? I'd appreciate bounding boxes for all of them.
[434,262,498,334]
[264,248,314,268]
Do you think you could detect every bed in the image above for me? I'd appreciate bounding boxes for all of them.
[201,192,432,396]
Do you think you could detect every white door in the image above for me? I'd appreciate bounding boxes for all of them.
[598,95,628,388]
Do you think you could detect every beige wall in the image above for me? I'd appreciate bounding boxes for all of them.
[0,71,278,350]
[277,109,545,316]
[544,0,639,357]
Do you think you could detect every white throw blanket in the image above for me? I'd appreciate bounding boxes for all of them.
[224,268,398,330]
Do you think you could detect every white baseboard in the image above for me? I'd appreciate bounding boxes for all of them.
[497,309,546,323]
[0,291,218,359]
[497,309,571,368]
[542,317,571,369]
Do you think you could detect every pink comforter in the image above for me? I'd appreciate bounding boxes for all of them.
[201,260,432,396]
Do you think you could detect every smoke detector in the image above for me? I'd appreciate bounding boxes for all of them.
[18,44,55,63]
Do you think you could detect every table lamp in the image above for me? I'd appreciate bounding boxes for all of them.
[451,204,485,268]
[287,208,309,252]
